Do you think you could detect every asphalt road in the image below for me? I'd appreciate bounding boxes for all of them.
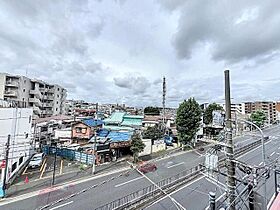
[1,125,279,210]
[146,125,280,210]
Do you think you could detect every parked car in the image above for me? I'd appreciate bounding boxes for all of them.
[138,163,157,173]
[29,153,45,168]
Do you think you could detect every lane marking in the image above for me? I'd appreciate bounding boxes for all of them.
[258,162,263,166]
[145,176,205,208]
[167,162,185,169]
[50,201,73,210]
[114,176,144,187]
[270,152,275,157]
[237,140,272,159]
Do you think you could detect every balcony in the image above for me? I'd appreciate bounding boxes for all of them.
[4,90,18,97]
[42,102,54,108]
[5,80,19,87]
[32,106,41,115]
[29,97,42,107]
[30,89,42,99]
[46,95,54,100]
[41,110,53,115]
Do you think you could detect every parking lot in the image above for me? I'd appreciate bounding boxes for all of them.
[13,155,82,185]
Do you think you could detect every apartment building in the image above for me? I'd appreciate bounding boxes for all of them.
[244,101,277,124]
[0,73,67,119]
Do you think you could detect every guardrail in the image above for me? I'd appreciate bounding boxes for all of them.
[95,165,203,210]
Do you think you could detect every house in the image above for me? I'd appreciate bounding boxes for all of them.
[121,115,144,128]
[103,112,126,126]
[72,118,104,143]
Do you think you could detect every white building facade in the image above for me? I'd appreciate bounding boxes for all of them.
[0,108,34,187]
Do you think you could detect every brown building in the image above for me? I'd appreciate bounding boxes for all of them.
[244,101,276,124]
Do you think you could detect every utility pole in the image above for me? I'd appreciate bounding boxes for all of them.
[209,191,216,210]
[92,131,97,174]
[3,135,11,194]
[224,70,236,210]
[162,76,166,129]
[52,143,57,186]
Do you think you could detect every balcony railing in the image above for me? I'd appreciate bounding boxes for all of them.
[5,81,19,87]
[4,90,18,97]
[30,89,42,99]
[29,97,42,107]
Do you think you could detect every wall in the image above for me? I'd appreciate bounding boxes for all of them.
[0,74,6,100]
[72,122,92,139]
[139,139,152,156]
[0,108,33,184]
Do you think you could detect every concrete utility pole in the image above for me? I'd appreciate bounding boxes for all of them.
[162,76,166,128]
[224,70,236,210]
[3,135,11,194]
[92,131,97,174]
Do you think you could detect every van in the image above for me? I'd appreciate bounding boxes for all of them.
[29,153,45,168]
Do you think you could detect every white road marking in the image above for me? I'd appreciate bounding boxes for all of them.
[237,140,272,159]
[205,192,226,210]
[50,201,73,210]
[145,176,205,208]
[258,162,263,166]
[114,176,144,187]
[270,152,275,157]
[167,162,184,169]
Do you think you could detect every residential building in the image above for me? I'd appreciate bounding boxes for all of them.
[0,73,67,119]
[276,102,280,122]
[244,101,277,124]
[0,106,34,187]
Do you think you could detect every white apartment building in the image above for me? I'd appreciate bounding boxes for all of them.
[0,107,34,187]
[0,73,67,119]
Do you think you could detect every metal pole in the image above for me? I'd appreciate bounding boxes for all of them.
[52,144,57,186]
[3,135,11,193]
[209,191,216,210]
[92,130,97,174]
[248,182,254,210]
[224,70,236,210]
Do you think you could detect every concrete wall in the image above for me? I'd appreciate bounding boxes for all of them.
[0,74,6,99]
[139,139,152,156]
[0,108,33,184]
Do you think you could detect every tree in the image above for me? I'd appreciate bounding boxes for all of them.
[144,106,160,115]
[250,110,266,128]
[176,98,202,145]
[130,132,145,163]
[203,103,224,125]
[142,125,164,140]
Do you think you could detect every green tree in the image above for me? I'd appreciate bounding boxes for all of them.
[142,125,164,140]
[144,106,160,115]
[130,132,145,163]
[176,98,202,145]
[250,110,266,128]
[203,103,224,125]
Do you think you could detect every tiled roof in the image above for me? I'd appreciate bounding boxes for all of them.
[107,131,132,142]
[104,112,126,124]
[82,118,104,127]
[103,125,134,131]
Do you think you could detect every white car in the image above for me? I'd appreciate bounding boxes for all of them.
[29,153,45,168]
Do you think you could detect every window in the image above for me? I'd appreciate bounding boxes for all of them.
[23,89,25,92]
[57,94,59,98]
[76,127,87,134]
[22,98,25,101]
[57,101,58,104]
[24,80,26,84]
[58,88,60,91]
[56,108,58,111]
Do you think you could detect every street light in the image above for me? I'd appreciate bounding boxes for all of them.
[232,118,267,210]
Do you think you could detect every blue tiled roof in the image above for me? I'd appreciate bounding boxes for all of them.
[97,129,110,137]
[107,131,132,142]
[82,119,104,127]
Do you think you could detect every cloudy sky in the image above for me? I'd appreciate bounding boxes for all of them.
[1,0,280,107]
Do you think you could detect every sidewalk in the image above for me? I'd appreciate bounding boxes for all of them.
[5,159,129,198]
